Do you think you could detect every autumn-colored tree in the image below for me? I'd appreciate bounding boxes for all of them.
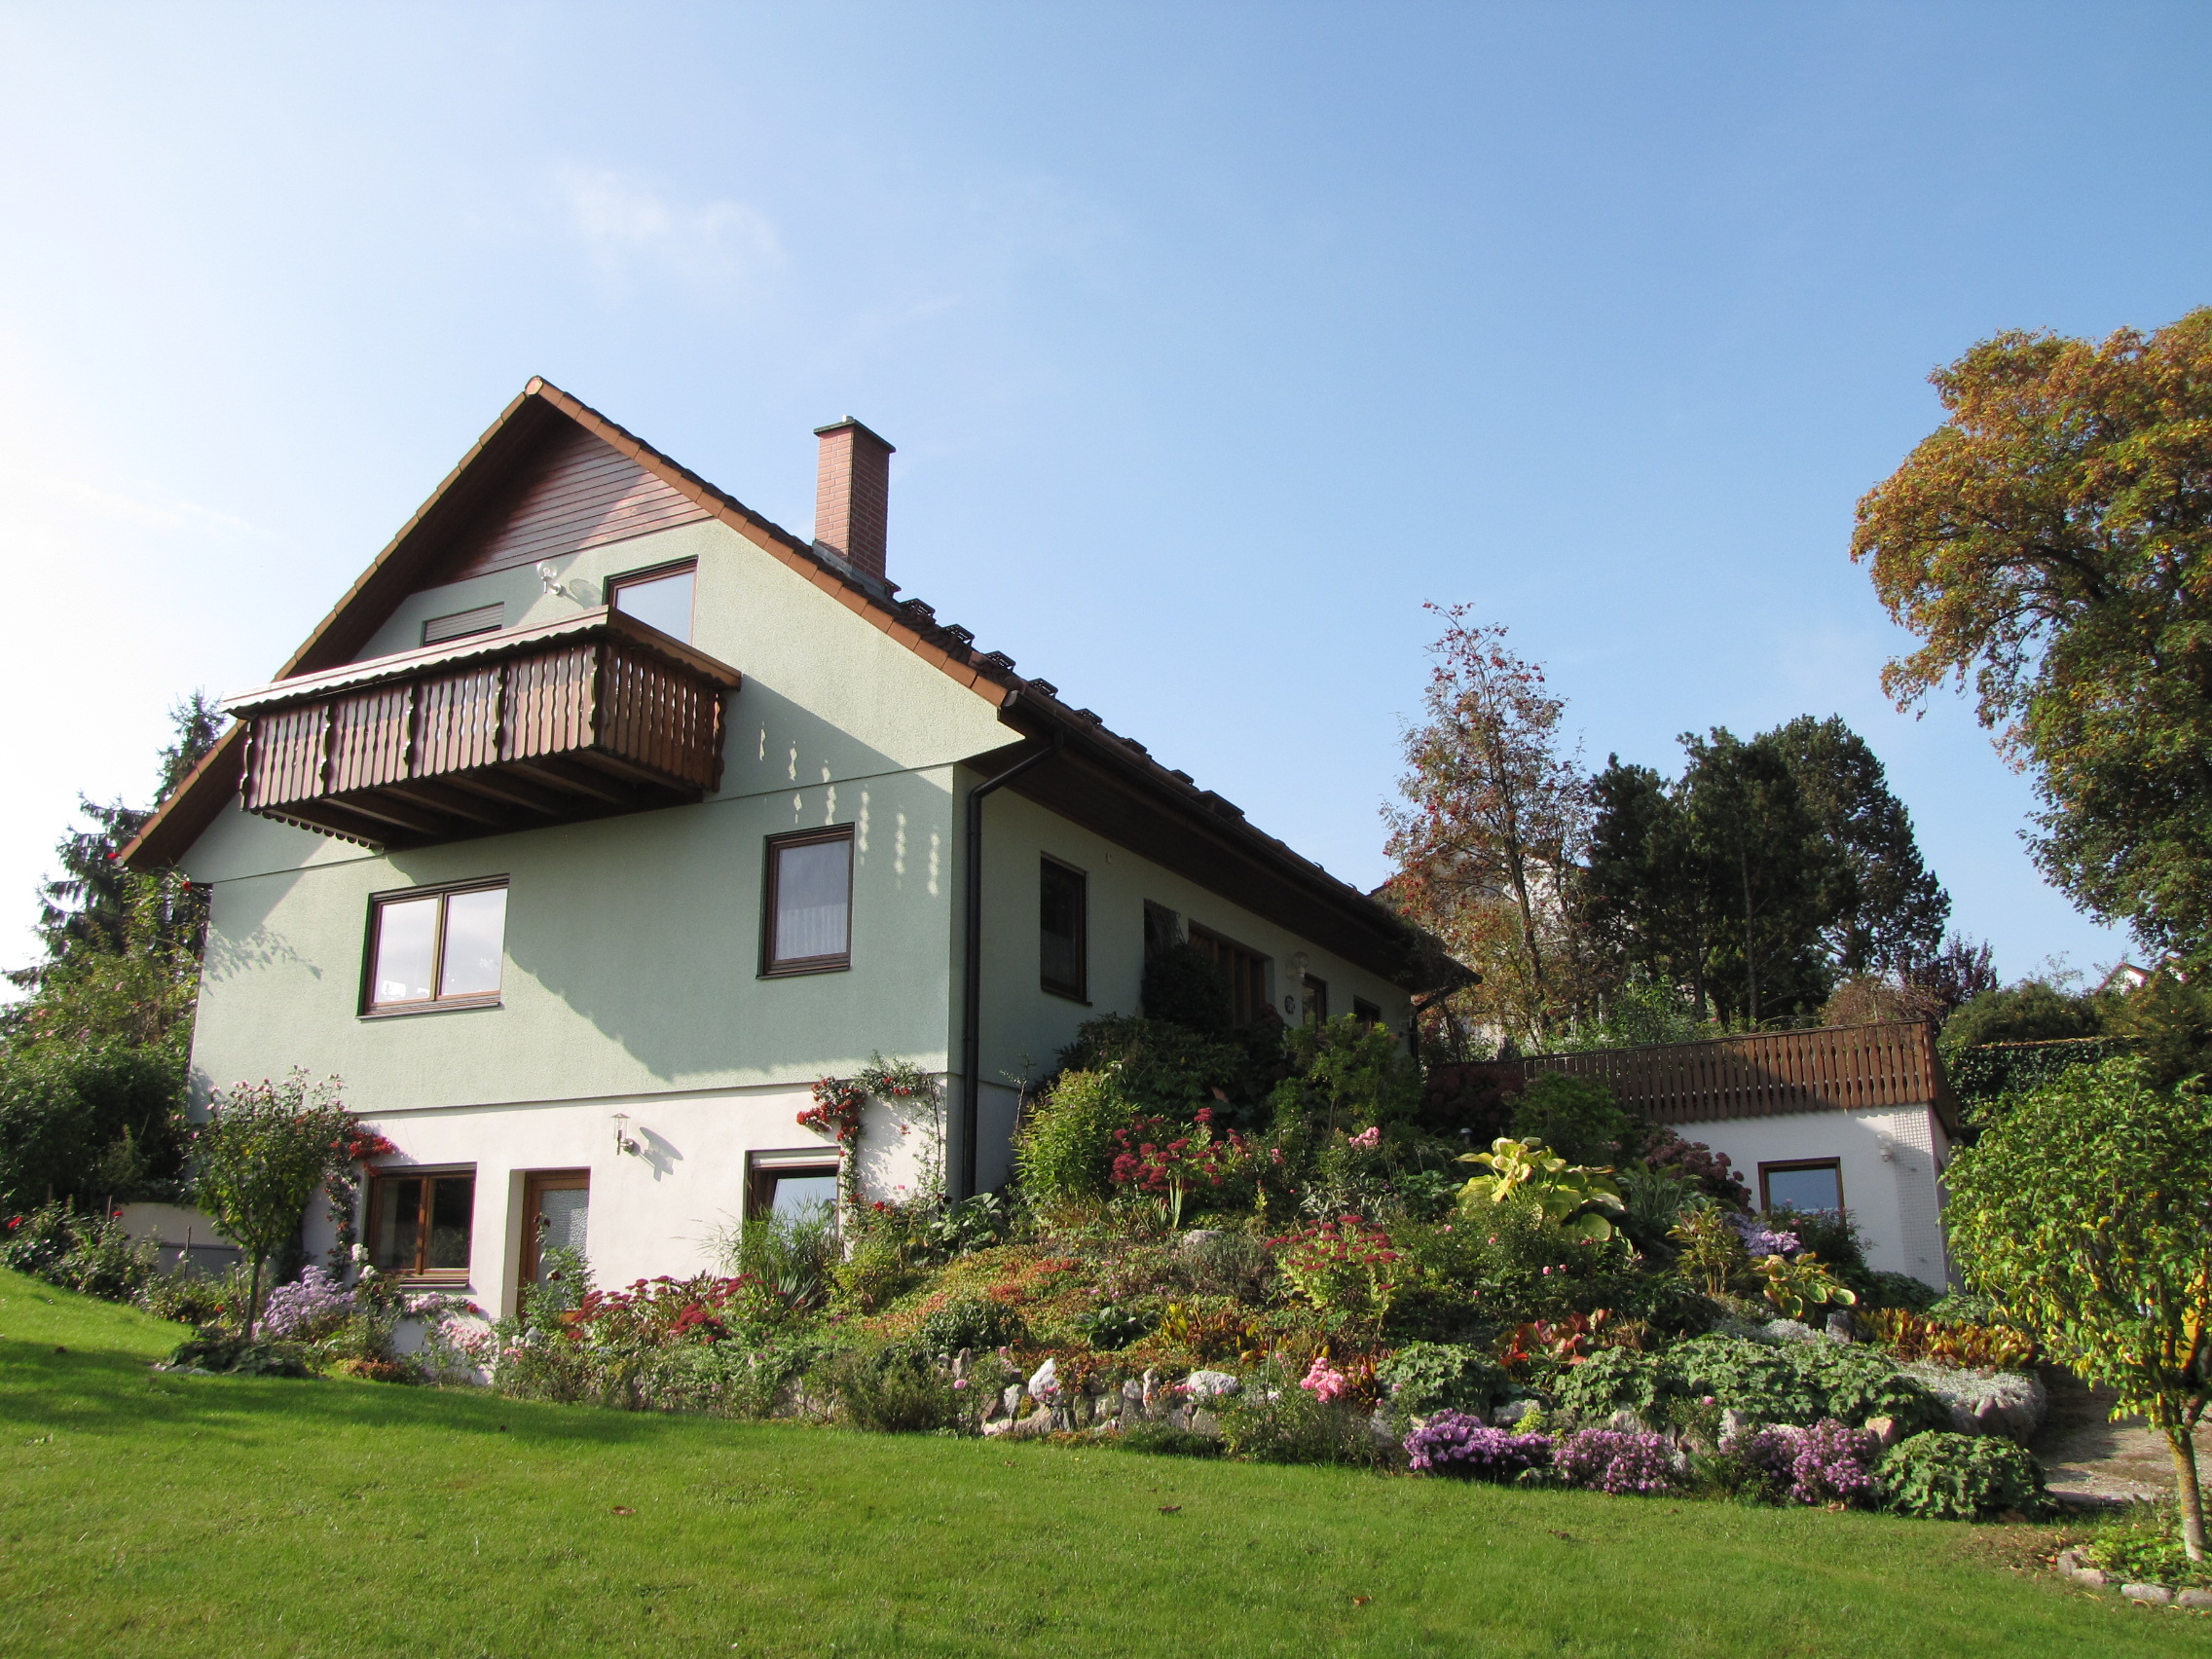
[1855,311,2212,968]
[1386,609,1589,1045]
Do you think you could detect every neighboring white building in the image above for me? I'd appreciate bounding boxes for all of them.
[1523,1020,1959,1290]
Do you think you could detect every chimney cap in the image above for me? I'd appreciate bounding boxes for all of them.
[812,417,896,453]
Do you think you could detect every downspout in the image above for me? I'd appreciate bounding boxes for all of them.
[953,733,1063,1202]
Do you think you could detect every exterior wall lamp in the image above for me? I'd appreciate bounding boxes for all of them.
[612,1113,643,1159]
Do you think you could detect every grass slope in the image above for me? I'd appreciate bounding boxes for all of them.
[0,1267,2194,1659]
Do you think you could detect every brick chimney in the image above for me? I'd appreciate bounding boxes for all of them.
[812,418,895,582]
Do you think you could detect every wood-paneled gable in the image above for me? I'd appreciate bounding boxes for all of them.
[429,424,709,586]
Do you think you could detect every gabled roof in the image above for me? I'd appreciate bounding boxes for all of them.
[123,381,1468,992]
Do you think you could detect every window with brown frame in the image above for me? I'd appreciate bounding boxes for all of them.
[1352,997,1383,1028]
[608,559,697,644]
[762,828,853,975]
[363,880,508,1014]
[1301,975,1329,1024]
[747,1152,842,1221]
[1040,857,1088,1001]
[1188,923,1271,1026]
[366,1169,475,1279]
[518,1170,589,1298]
[1759,1159,1845,1213]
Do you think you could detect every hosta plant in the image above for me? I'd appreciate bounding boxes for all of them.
[1456,1138,1624,1243]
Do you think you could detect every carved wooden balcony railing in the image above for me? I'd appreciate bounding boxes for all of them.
[223,608,742,849]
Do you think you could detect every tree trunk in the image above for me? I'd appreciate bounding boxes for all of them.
[243,1255,264,1343]
[2171,1423,2207,1561]
[1504,842,1548,1037]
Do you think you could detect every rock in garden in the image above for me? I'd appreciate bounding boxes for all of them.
[1178,1229,1227,1250]
[1185,1369,1239,1399]
[2178,1589,2212,1608]
[2120,1584,2173,1604]
[1491,1399,1532,1426]
[1003,1383,1024,1419]
[1027,1357,1058,1399]
[1862,1416,1900,1448]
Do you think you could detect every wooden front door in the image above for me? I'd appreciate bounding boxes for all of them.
[518,1169,590,1301]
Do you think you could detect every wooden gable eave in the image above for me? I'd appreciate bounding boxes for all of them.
[122,378,1022,870]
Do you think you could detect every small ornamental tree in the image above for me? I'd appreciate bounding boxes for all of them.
[1943,1058,2212,1556]
[194,1071,359,1339]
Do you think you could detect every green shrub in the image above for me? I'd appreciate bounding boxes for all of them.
[2085,1504,2212,1589]
[822,1346,968,1434]
[1939,981,2103,1056]
[1378,1342,1507,1417]
[1660,1335,1948,1434]
[1056,1015,1253,1119]
[1551,1345,1668,1422]
[1015,1069,1140,1204]
[830,1232,924,1312]
[1073,1303,1156,1349]
[1217,1365,1382,1465]
[1859,1272,1941,1313]
[1510,1073,1635,1167]
[1140,942,1232,1033]
[1877,1431,2046,1519]
[0,1042,184,1212]
[915,1297,1028,1355]
[0,1200,159,1302]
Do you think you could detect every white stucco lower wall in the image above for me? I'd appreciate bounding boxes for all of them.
[1670,1105,1953,1291]
[301,1080,947,1317]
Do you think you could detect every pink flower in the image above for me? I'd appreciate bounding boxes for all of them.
[1348,1125,1382,1151]
[1301,1355,1349,1403]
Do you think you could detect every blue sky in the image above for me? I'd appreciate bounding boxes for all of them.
[2,2,2207,983]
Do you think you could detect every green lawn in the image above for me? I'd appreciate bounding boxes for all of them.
[0,1268,2194,1658]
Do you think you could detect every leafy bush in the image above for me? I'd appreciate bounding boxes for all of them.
[1113,1423,1224,1458]
[1140,942,1232,1033]
[1015,1069,1141,1204]
[0,1201,159,1301]
[1217,1370,1381,1465]
[159,1332,314,1378]
[823,1346,968,1434]
[1056,1015,1254,1120]
[1859,1272,1941,1313]
[1877,1431,2046,1519]
[1660,1335,1948,1434]
[1378,1342,1507,1417]
[723,1203,839,1314]
[915,1297,1028,1355]
[1550,1345,1667,1422]
[1509,1074,1635,1168]
[1072,1303,1155,1350]
[0,1042,184,1211]
[1271,1216,1398,1317]
[1939,981,2103,1056]
[1276,1016,1422,1135]
[1554,1428,1677,1493]
[1404,1412,1550,1479]
[2085,1504,2212,1590]
[1172,1230,1274,1300]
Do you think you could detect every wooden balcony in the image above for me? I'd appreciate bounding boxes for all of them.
[223,608,742,850]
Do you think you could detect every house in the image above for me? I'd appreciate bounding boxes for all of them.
[1518,1020,1958,1290]
[123,379,1465,1313]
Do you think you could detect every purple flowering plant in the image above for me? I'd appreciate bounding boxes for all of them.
[258,1265,355,1339]
[1727,1213,1802,1259]
[1724,1419,1878,1506]
[1403,1411,1552,1480]
[1553,1428,1678,1494]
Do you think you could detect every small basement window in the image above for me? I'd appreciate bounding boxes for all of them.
[367,1169,475,1279]
[1040,858,1088,1001]
[421,603,502,646]
[762,828,853,975]
[1760,1159,1845,1213]
[609,559,697,644]
[364,880,508,1013]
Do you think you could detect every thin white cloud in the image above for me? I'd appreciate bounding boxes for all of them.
[555,165,784,293]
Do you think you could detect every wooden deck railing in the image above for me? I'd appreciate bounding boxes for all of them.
[225,608,741,850]
[1520,1020,1955,1130]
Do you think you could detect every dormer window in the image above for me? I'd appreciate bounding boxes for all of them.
[609,560,697,644]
